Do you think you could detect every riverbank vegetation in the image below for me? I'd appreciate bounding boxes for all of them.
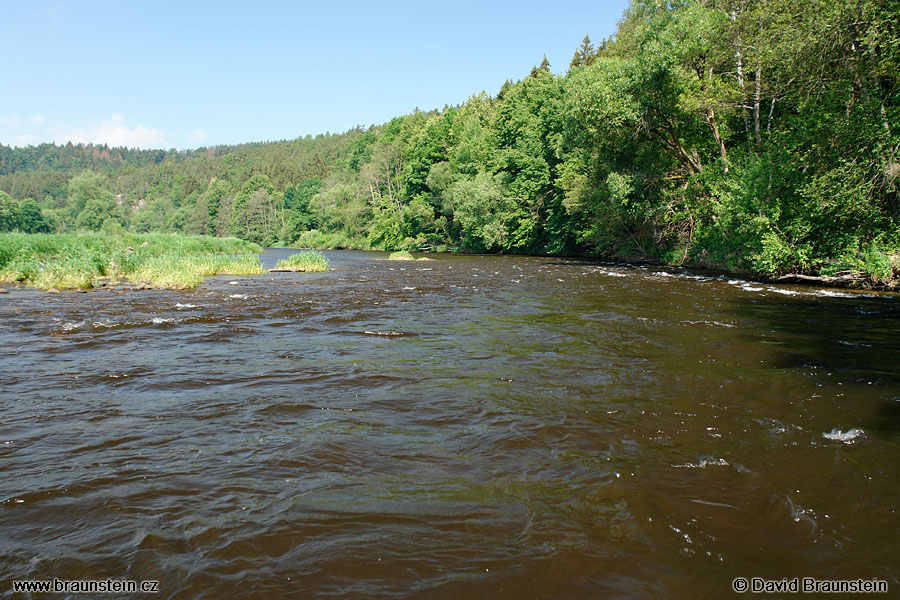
[1,0,897,287]
[272,251,329,272]
[0,233,263,289]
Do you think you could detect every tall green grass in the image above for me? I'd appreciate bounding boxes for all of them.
[273,251,329,272]
[128,253,266,288]
[0,233,264,289]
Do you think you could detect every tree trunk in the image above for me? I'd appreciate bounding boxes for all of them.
[753,58,762,146]
[735,40,751,142]
[706,109,729,173]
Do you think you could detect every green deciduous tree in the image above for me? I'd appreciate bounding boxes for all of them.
[17,198,50,233]
[230,174,275,241]
[0,191,20,231]
[68,171,114,216]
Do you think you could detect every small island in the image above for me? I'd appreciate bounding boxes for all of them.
[269,251,329,272]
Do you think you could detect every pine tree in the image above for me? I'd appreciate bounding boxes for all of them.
[570,35,596,69]
[530,55,552,77]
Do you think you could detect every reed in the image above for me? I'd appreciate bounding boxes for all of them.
[129,253,266,289]
[272,251,329,272]
[0,232,264,289]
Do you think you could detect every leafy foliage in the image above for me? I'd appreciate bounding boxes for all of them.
[1,0,897,282]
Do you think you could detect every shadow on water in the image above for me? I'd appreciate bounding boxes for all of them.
[732,293,900,438]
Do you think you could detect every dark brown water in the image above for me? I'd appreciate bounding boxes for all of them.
[2,250,899,598]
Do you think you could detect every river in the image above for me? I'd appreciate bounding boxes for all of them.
[1,249,898,598]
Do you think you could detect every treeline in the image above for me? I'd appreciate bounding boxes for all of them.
[1,0,898,280]
[0,129,368,239]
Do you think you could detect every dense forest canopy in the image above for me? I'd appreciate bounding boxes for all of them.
[2,0,897,280]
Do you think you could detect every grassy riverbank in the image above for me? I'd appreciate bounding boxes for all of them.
[0,233,264,289]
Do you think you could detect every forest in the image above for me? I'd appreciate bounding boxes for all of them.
[1,0,898,282]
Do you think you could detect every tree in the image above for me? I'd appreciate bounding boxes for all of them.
[281,178,321,242]
[529,55,552,78]
[198,178,232,236]
[67,171,114,216]
[244,188,278,244]
[75,196,117,230]
[311,180,370,240]
[130,198,173,233]
[18,199,50,233]
[0,191,19,231]
[184,195,209,236]
[570,35,597,69]
[362,142,405,247]
[230,174,275,239]
[489,68,568,253]
[100,217,125,235]
[446,172,514,251]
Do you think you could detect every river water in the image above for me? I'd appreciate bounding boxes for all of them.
[1,249,898,598]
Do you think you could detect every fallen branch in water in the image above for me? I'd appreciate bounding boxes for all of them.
[774,271,898,291]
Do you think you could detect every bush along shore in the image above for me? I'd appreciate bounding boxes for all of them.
[0,233,265,290]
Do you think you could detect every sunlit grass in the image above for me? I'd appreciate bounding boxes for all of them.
[388,250,415,261]
[272,250,329,272]
[0,232,264,289]
[129,253,266,289]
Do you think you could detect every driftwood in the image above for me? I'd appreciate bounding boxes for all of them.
[775,273,862,286]
[269,267,309,273]
[774,271,898,291]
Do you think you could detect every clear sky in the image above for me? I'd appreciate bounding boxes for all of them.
[1,0,630,150]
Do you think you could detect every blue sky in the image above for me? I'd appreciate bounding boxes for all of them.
[1,0,630,150]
